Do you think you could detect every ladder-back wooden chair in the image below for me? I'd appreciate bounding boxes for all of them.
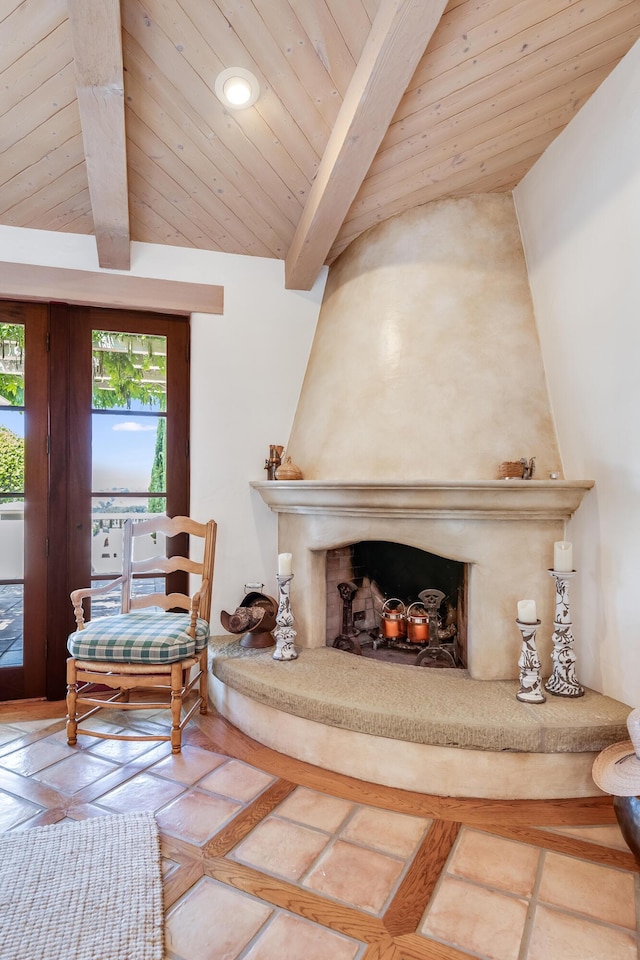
[66,515,216,754]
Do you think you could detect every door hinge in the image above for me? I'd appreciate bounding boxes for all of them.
[46,435,50,454]
[46,330,50,352]
[45,538,50,557]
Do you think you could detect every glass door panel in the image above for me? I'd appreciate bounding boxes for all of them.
[0,570,23,670]
[90,330,168,616]
[92,412,166,500]
[91,329,167,512]
[0,303,48,699]
[0,323,25,670]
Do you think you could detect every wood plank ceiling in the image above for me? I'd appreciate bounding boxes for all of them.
[0,0,639,289]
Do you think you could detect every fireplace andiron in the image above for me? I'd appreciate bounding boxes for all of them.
[515,618,546,703]
[545,569,584,697]
[333,581,362,655]
[414,589,456,667]
[272,573,298,660]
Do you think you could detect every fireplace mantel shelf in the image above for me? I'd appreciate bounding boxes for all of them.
[251,479,594,520]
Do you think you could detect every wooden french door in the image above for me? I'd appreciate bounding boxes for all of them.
[0,302,189,701]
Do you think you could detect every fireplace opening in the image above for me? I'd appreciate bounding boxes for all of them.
[326,541,467,667]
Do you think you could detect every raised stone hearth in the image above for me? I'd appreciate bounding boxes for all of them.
[209,637,630,800]
[251,479,593,680]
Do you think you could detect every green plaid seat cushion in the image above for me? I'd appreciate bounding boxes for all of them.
[67,611,210,663]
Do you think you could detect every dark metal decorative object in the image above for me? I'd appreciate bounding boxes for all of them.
[264,444,284,480]
[520,457,536,479]
[220,590,278,648]
[333,581,362,655]
[415,588,456,666]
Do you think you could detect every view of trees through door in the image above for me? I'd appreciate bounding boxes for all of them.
[0,302,189,701]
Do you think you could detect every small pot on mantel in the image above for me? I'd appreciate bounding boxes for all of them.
[275,456,303,480]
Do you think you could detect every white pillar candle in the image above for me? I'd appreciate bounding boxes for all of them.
[553,541,573,572]
[517,599,537,623]
[278,552,293,576]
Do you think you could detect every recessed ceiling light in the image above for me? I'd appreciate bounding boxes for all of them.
[215,67,260,110]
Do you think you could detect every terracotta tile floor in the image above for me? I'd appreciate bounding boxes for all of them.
[0,704,638,960]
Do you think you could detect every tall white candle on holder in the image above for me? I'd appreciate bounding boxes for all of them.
[517,599,537,623]
[278,552,293,576]
[553,541,573,572]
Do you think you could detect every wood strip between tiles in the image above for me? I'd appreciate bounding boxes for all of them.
[203,778,298,857]
[205,856,387,943]
[362,936,404,959]
[481,823,639,871]
[396,931,479,959]
[383,820,461,937]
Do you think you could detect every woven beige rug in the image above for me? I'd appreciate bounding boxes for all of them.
[0,812,164,960]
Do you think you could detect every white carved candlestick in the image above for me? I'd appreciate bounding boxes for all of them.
[516,619,546,703]
[272,573,298,661]
[545,569,584,697]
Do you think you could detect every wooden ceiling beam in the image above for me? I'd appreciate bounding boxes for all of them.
[67,0,130,270]
[0,261,223,316]
[284,0,448,291]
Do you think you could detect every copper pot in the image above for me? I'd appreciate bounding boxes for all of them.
[406,602,430,643]
[380,599,407,639]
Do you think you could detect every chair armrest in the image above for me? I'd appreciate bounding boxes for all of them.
[70,576,126,630]
[187,578,210,638]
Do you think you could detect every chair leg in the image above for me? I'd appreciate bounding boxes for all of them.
[199,649,208,715]
[66,658,78,746]
[170,661,183,754]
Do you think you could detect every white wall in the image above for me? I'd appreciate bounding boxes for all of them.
[187,254,325,622]
[514,39,640,707]
[0,228,326,629]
